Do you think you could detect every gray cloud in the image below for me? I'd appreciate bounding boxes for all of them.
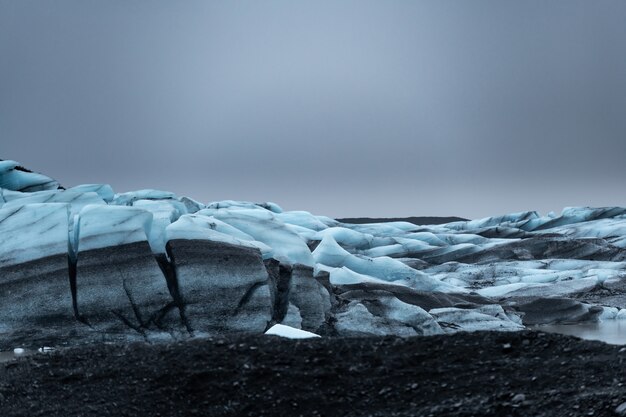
[1,0,625,218]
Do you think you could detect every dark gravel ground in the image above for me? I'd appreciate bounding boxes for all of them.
[1,331,626,417]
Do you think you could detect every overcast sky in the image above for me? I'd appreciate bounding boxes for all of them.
[1,1,625,219]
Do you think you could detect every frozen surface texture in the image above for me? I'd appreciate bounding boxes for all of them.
[3,160,626,346]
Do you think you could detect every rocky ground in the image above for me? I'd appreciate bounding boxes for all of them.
[1,331,626,417]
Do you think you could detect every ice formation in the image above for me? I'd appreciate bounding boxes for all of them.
[265,324,321,339]
[2,159,626,347]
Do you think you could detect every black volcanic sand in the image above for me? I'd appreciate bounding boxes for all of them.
[1,331,626,417]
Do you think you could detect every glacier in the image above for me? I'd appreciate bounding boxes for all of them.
[2,159,626,348]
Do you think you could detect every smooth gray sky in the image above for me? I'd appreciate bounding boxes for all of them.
[1,1,625,219]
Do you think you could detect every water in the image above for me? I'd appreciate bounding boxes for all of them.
[535,320,626,345]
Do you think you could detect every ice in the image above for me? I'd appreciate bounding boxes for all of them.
[402,232,491,247]
[422,258,626,291]
[419,243,483,263]
[364,237,436,258]
[0,203,69,265]
[374,296,443,335]
[329,266,408,287]
[610,236,626,249]
[476,277,599,299]
[192,212,259,241]
[530,206,626,231]
[263,202,283,214]
[334,298,443,337]
[74,206,178,335]
[425,262,554,287]
[402,232,448,246]
[313,235,371,269]
[444,211,540,231]
[284,224,318,241]
[514,298,601,325]
[132,200,186,254]
[315,215,339,227]
[165,214,270,253]
[0,203,75,341]
[429,305,525,333]
[516,216,560,231]
[7,157,626,338]
[540,218,626,241]
[205,200,283,213]
[363,244,410,258]
[0,160,18,171]
[76,205,153,252]
[68,184,115,202]
[604,276,626,294]
[312,227,377,249]
[340,221,418,236]
[0,189,57,203]
[281,303,304,328]
[475,282,541,298]
[599,306,620,320]
[178,196,205,213]
[265,324,320,339]
[169,235,272,333]
[2,190,106,255]
[112,189,178,206]
[586,269,625,284]
[274,211,329,231]
[542,259,626,271]
[520,271,584,284]
[313,235,460,292]
[443,234,494,245]
[208,208,314,266]
[0,160,60,192]
[2,190,105,217]
[38,347,55,353]
[334,302,419,337]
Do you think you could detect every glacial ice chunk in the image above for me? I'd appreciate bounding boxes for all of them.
[205,200,283,213]
[274,211,329,231]
[312,227,377,249]
[2,190,105,218]
[178,196,206,213]
[132,200,186,254]
[0,160,60,192]
[0,203,70,266]
[329,267,408,287]
[165,214,270,254]
[265,324,320,339]
[68,184,115,203]
[76,205,153,252]
[313,235,460,292]
[208,208,314,266]
[112,189,177,206]
[429,305,524,333]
